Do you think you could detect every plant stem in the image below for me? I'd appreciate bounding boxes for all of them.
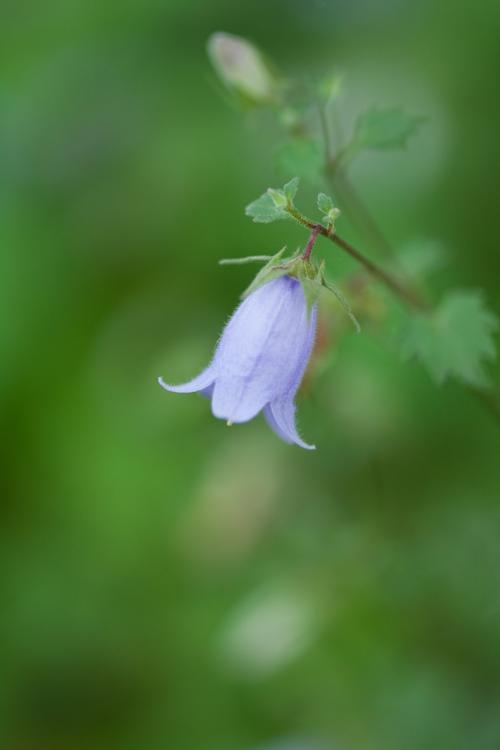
[287,205,429,311]
[303,224,322,261]
[318,101,397,260]
[312,103,500,426]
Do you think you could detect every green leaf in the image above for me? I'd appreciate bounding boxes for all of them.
[283,176,300,203]
[317,192,334,214]
[245,192,288,223]
[267,188,288,208]
[348,106,426,157]
[401,290,498,387]
[276,138,323,183]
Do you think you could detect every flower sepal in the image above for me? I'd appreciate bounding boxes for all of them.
[296,258,361,332]
[294,257,324,314]
[241,246,301,298]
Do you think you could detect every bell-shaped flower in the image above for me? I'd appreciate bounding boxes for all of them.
[159,275,317,449]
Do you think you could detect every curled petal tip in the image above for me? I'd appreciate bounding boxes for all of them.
[158,365,216,394]
[291,437,316,450]
[265,400,316,450]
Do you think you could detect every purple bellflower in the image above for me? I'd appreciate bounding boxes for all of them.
[159,275,317,449]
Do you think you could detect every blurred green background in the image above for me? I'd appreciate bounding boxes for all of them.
[1,1,500,749]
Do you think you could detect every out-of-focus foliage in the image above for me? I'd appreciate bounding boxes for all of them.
[401,290,498,386]
[276,139,324,183]
[344,106,426,159]
[1,2,500,750]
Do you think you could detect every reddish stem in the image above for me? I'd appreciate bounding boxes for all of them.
[303,224,322,261]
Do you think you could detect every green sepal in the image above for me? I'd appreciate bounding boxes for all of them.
[295,259,324,315]
[242,246,296,298]
[321,267,361,333]
[219,255,273,266]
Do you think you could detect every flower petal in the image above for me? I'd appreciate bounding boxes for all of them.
[215,277,314,398]
[158,364,215,394]
[214,276,294,376]
[199,384,214,399]
[211,376,268,423]
[266,399,315,450]
[279,303,318,399]
[263,403,292,444]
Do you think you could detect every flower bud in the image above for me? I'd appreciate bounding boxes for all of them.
[207,32,279,106]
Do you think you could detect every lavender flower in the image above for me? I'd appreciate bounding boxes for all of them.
[159,275,317,449]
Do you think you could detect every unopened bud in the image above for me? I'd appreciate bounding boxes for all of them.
[327,207,341,230]
[207,32,278,106]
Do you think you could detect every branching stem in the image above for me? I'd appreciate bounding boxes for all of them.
[286,205,429,312]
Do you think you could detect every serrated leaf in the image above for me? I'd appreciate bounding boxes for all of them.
[276,138,323,183]
[349,106,425,156]
[317,192,334,214]
[245,192,288,223]
[283,176,299,203]
[401,290,498,387]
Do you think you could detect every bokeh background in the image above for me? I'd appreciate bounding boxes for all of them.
[1,1,500,749]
